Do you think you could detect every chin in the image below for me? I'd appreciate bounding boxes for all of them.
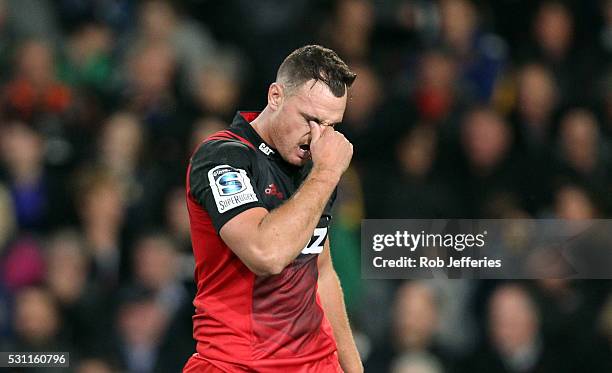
[288,157,306,166]
[279,150,306,166]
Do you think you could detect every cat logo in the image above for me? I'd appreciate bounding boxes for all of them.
[259,143,274,155]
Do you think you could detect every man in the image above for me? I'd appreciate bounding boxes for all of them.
[183,45,363,372]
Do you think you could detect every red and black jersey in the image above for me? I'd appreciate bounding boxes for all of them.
[186,111,337,371]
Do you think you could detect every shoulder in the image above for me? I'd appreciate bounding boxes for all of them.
[188,138,260,199]
[191,138,256,166]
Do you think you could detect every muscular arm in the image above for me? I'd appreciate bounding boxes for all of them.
[318,238,363,373]
[219,168,339,275]
[219,124,352,276]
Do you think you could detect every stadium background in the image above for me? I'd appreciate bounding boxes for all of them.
[0,0,610,372]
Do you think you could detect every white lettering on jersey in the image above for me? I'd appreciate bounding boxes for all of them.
[301,227,328,255]
[258,143,274,155]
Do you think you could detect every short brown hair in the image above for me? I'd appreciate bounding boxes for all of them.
[276,45,356,97]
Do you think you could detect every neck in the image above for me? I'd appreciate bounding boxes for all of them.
[250,107,276,148]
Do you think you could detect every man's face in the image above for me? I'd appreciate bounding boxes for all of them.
[271,79,347,166]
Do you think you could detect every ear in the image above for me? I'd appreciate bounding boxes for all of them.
[268,83,284,111]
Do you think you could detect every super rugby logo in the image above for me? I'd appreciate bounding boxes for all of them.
[208,165,258,213]
[214,169,245,195]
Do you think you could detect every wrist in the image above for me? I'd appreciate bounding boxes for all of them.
[342,361,364,373]
[309,167,341,187]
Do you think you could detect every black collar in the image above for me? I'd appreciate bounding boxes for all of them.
[230,111,281,161]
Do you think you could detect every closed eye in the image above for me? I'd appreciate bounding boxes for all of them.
[300,112,340,128]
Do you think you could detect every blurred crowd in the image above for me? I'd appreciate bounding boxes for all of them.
[0,0,610,372]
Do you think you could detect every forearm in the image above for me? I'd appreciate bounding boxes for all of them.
[318,267,363,373]
[255,168,338,269]
[219,124,352,276]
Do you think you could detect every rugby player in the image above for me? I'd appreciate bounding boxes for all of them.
[183,45,363,372]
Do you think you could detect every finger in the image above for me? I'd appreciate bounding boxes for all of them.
[309,122,323,144]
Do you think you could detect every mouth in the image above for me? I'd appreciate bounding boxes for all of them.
[298,143,310,159]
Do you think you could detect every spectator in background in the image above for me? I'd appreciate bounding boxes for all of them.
[113,287,168,373]
[413,49,462,125]
[320,0,375,63]
[0,235,45,293]
[113,285,190,373]
[123,40,176,122]
[132,233,189,319]
[0,125,48,293]
[10,287,69,352]
[558,109,601,176]
[2,40,72,122]
[58,21,115,96]
[45,230,89,314]
[530,182,608,369]
[510,63,560,211]
[366,281,451,373]
[553,183,600,220]
[136,0,216,91]
[0,121,45,230]
[531,1,574,64]
[376,47,465,166]
[97,112,168,229]
[533,279,609,373]
[98,112,143,184]
[187,47,245,121]
[18,23,116,171]
[438,0,507,102]
[467,283,566,373]
[131,233,193,363]
[397,124,454,216]
[461,107,512,172]
[365,123,458,218]
[457,106,521,217]
[555,109,612,205]
[513,63,559,150]
[45,229,111,356]
[74,167,126,289]
[122,40,186,174]
[523,0,596,104]
[0,121,70,231]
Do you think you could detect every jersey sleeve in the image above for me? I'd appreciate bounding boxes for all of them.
[189,140,266,232]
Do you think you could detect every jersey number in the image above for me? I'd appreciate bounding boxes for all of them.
[301,227,328,255]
